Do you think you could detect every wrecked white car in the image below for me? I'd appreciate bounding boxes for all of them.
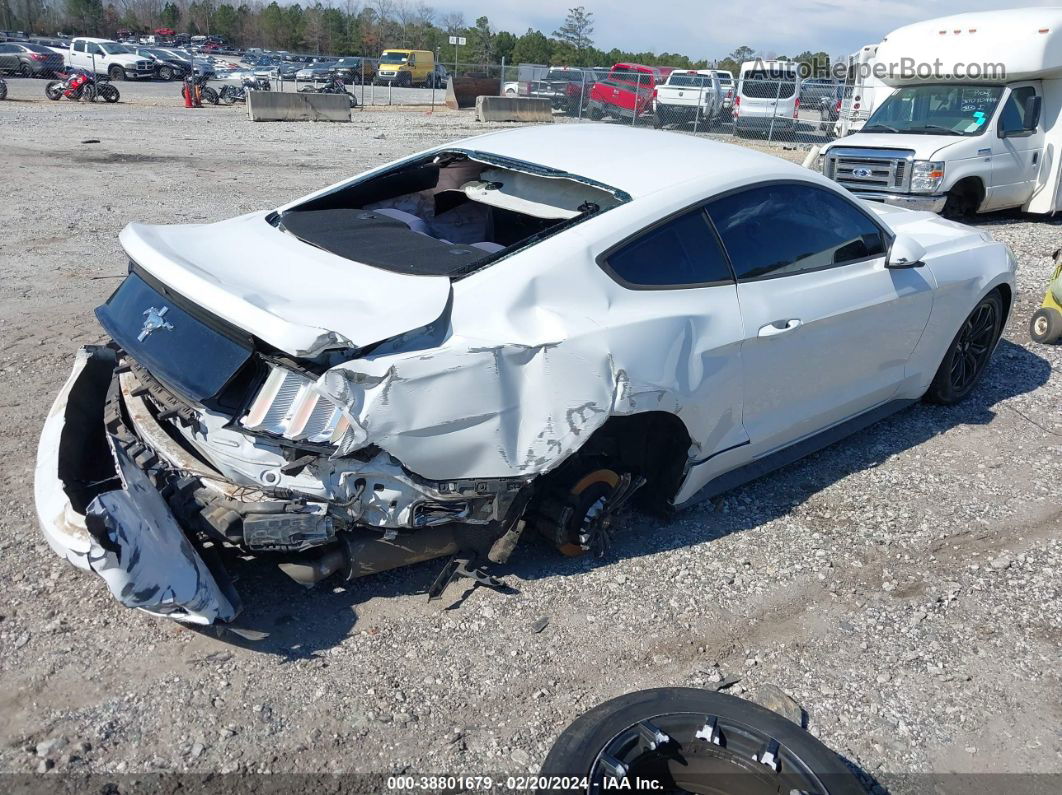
[36,125,1016,625]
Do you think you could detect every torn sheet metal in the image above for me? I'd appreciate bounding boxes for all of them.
[85,443,238,625]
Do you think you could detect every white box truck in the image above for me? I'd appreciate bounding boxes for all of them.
[834,43,893,137]
[819,8,1062,217]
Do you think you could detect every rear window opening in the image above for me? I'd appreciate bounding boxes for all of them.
[275,151,624,278]
[741,69,797,100]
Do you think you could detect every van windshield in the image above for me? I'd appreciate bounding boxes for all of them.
[380,52,408,64]
[741,69,796,99]
[865,84,1003,136]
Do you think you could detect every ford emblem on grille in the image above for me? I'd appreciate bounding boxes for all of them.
[852,167,873,178]
[139,306,173,341]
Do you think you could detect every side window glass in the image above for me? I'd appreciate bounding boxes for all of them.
[74,40,85,53]
[707,183,886,281]
[87,43,102,55]
[605,209,733,288]
[1000,87,1036,134]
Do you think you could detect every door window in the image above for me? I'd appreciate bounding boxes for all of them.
[87,42,103,55]
[707,183,886,281]
[999,86,1037,135]
[603,209,733,288]
[73,40,85,53]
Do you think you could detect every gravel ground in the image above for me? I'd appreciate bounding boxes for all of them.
[0,88,1060,793]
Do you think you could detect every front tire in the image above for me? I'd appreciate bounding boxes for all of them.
[108,65,125,81]
[1029,307,1062,344]
[202,86,219,105]
[18,63,31,77]
[924,291,1004,404]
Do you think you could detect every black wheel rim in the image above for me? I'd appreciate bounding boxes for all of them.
[949,300,997,392]
[589,711,828,794]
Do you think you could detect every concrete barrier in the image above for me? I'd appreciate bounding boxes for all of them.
[475,95,554,123]
[247,91,350,122]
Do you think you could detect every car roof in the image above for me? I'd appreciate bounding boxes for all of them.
[454,125,816,199]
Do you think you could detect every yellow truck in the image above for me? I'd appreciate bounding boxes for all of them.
[375,49,436,87]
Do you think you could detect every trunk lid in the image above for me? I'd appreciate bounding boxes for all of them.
[118,211,453,357]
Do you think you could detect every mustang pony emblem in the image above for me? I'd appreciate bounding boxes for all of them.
[138,306,173,342]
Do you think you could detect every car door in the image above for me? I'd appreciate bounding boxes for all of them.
[596,206,750,492]
[69,39,87,70]
[986,84,1045,211]
[0,44,15,73]
[706,181,935,456]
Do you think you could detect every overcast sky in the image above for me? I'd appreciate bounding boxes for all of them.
[456,0,1059,59]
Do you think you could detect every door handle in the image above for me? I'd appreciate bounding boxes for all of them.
[758,319,802,337]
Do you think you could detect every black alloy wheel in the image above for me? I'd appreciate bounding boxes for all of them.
[924,291,1003,404]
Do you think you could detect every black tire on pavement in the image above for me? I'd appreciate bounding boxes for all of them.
[0,80,7,101]
[159,66,174,80]
[348,93,358,108]
[18,63,32,77]
[1029,307,1062,344]
[924,290,1004,404]
[108,65,125,81]
[45,81,62,100]
[98,83,119,103]
[537,688,866,795]
[203,86,219,105]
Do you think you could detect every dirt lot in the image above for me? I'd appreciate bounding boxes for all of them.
[0,82,1060,793]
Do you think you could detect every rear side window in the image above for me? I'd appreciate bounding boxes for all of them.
[604,209,733,288]
[707,183,886,281]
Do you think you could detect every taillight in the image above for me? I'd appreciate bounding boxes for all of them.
[834,99,841,112]
[793,97,799,118]
[652,88,657,98]
[30,53,47,61]
[733,95,740,117]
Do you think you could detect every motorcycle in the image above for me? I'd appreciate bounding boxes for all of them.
[0,77,6,101]
[180,73,219,105]
[45,69,120,103]
[298,73,358,108]
[219,75,271,105]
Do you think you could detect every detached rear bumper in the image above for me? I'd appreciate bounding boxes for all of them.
[34,346,239,625]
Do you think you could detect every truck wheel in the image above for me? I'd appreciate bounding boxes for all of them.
[588,103,603,121]
[1030,307,1062,344]
[538,688,866,795]
[941,181,980,220]
[108,65,126,81]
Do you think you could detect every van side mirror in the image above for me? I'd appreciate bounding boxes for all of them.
[1023,95,1042,131]
[886,233,926,269]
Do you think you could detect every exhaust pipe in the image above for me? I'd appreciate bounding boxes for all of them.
[278,526,461,587]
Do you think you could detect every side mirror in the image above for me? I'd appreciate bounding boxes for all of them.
[886,233,926,269]
[1023,95,1042,131]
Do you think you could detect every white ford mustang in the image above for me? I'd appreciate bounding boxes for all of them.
[36,125,1015,625]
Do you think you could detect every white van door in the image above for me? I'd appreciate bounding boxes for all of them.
[986,83,1046,211]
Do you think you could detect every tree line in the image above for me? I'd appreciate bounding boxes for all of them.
[1,1,833,75]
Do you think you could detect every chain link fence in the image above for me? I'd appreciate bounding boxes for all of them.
[209,53,868,145]
[496,63,863,147]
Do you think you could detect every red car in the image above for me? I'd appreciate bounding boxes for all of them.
[586,63,672,122]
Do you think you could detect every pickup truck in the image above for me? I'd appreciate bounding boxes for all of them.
[587,63,671,122]
[69,37,154,80]
[653,70,722,127]
[528,67,592,115]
